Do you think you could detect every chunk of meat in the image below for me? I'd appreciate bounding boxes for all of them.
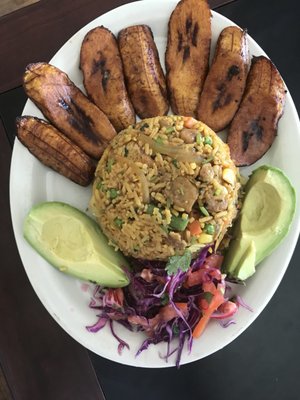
[179,128,198,143]
[204,188,228,213]
[169,176,199,212]
[199,163,214,182]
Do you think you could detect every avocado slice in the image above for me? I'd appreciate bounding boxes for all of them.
[24,202,130,287]
[223,165,296,280]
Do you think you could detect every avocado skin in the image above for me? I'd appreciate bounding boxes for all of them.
[223,165,296,280]
[23,201,130,287]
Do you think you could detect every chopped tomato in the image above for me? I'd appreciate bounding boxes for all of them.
[183,116,198,128]
[188,220,202,236]
[203,254,224,269]
[185,264,222,288]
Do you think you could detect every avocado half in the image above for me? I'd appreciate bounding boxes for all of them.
[223,165,296,281]
[24,202,130,287]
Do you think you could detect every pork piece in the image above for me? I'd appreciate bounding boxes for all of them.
[118,25,168,119]
[179,128,198,144]
[165,0,211,116]
[168,176,199,212]
[23,62,116,159]
[80,26,135,132]
[197,26,250,131]
[227,56,286,166]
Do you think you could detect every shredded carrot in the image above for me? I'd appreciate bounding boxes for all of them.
[192,285,224,339]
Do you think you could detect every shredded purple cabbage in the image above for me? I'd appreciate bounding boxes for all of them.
[86,247,251,367]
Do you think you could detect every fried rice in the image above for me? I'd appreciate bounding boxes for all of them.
[89,116,240,260]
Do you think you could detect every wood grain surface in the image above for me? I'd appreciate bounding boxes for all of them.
[0,0,235,93]
[0,120,106,400]
[0,0,39,18]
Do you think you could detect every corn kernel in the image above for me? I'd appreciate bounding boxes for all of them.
[198,233,213,244]
[222,168,235,185]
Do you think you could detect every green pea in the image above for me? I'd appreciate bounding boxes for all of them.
[204,136,213,146]
[204,223,215,235]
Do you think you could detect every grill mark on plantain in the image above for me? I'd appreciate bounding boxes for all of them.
[178,18,198,63]
[192,23,199,47]
[183,46,190,62]
[227,65,240,81]
[92,56,110,92]
[212,83,232,112]
[58,96,102,145]
[242,119,264,152]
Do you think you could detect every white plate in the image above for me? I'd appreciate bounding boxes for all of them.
[10,0,300,367]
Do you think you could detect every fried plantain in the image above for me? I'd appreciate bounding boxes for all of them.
[197,26,250,132]
[165,0,211,117]
[23,62,116,159]
[16,116,95,186]
[118,25,168,119]
[227,56,286,166]
[80,26,135,132]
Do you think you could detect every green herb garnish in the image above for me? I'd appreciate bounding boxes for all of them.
[140,123,149,131]
[202,291,214,304]
[199,205,209,217]
[196,133,202,145]
[165,250,192,276]
[146,204,155,215]
[165,126,175,134]
[172,159,180,169]
[154,136,164,144]
[106,158,114,172]
[161,293,169,306]
[114,217,124,229]
[108,188,118,199]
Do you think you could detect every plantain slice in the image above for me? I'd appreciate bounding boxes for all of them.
[197,26,250,132]
[118,25,168,119]
[165,0,211,117]
[16,116,95,186]
[80,26,135,132]
[227,56,286,166]
[23,62,116,159]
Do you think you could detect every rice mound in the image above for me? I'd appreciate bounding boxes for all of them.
[90,116,240,260]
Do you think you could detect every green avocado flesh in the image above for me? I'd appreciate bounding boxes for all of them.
[223,165,296,281]
[23,202,130,287]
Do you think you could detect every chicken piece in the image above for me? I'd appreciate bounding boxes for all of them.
[80,26,135,132]
[23,62,116,159]
[168,176,199,212]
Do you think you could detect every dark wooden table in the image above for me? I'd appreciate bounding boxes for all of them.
[1,1,300,399]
